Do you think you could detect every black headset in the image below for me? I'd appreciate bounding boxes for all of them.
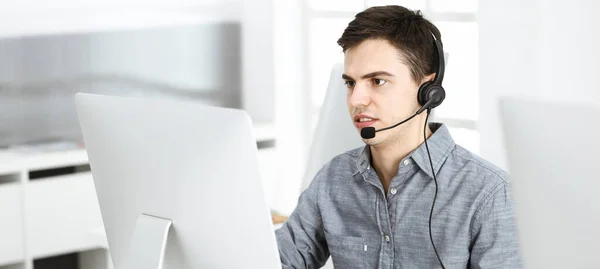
[416,32,446,113]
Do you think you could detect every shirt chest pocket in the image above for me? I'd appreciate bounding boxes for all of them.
[326,234,378,269]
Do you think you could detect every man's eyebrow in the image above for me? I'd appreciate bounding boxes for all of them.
[361,71,394,79]
[342,74,353,80]
[342,71,394,80]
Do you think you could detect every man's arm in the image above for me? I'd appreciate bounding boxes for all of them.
[275,169,329,269]
[469,181,522,269]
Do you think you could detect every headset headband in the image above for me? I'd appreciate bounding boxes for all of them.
[430,32,445,86]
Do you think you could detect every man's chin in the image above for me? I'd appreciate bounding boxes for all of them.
[361,136,380,146]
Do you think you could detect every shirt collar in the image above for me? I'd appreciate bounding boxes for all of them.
[355,122,455,179]
[410,122,455,179]
[355,145,371,174]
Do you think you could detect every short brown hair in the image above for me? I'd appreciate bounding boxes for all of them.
[337,5,442,84]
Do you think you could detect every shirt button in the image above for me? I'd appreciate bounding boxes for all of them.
[390,188,397,195]
[403,159,410,166]
[384,235,390,242]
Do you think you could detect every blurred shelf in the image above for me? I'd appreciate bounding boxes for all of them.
[0,148,88,175]
[0,123,275,174]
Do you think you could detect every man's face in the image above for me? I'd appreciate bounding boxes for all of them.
[343,38,422,146]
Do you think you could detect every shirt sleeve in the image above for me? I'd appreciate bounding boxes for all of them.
[469,180,523,269]
[275,168,330,269]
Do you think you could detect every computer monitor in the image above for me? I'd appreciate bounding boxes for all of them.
[499,96,600,269]
[74,93,281,269]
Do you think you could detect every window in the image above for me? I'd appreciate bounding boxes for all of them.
[308,0,363,12]
[432,21,479,121]
[430,0,477,13]
[308,18,349,108]
[366,0,425,10]
[447,127,480,153]
[304,0,480,154]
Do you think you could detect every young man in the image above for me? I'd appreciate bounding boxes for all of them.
[275,5,521,269]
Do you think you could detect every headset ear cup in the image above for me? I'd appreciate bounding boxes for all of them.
[418,83,446,110]
[426,85,446,109]
[418,81,432,106]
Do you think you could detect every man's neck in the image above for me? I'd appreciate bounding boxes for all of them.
[371,122,433,193]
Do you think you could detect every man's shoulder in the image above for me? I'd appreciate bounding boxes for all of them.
[447,144,510,187]
[303,146,364,194]
[331,145,365,164]
[314,146,364,178]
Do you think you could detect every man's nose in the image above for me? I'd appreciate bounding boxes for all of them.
[348,84,371,107]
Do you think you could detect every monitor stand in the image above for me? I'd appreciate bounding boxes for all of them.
[120,213,173,269]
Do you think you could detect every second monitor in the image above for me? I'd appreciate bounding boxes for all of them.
[75,93,281,269]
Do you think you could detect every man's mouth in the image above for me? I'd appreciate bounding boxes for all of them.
[354,114,378,128]
[358,118,375,122]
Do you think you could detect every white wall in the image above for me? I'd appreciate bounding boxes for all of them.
[479,0,600,170]
[0,0,228,9]
[241,0,310,214]
[0,1,241,38]
[241,0,275,123]
[272,0,310,214]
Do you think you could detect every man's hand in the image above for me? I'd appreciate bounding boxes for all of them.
[271,211,289,224]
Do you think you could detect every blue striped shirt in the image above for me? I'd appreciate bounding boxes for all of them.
[275,123,522,268]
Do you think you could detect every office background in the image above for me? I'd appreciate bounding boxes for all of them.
[0,0,598,268]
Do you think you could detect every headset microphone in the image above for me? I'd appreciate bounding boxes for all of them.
[359,111,419,139]
[360,127,376,140]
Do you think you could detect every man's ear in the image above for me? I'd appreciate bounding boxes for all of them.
[422,73,436,84]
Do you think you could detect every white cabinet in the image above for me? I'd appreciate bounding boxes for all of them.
[0,263,26,269]
[0,150,111,269]
[0,179,25,266]
[27,172,105,259]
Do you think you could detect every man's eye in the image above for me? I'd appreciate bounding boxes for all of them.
[373,79,386,86]
[344,80,355,88]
